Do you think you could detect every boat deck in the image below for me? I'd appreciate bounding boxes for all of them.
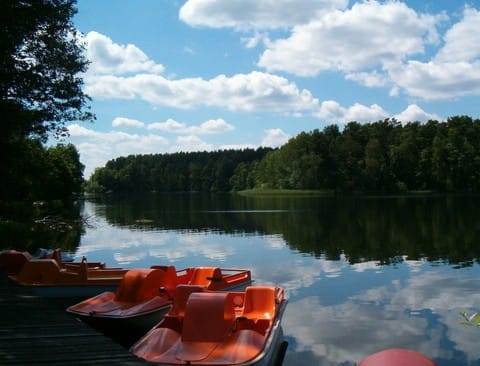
[0,275,148,365]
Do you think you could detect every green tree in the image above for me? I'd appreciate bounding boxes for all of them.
[389,122,420,191]
[364,137,385,191]
[1,0,93,205]
[42,144,85,200]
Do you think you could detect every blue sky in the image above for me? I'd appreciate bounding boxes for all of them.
[68,0,480,177]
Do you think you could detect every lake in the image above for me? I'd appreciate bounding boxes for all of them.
[15,193,480,365]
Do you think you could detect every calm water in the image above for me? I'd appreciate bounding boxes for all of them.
[33,194,480,365]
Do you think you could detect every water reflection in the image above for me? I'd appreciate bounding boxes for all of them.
[0,201,84,252]
[73,194,480,365]
[91,193,480,265]
[282,261,480,366]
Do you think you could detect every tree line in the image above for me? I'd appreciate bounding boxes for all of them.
[87,115,480,195]
[86,148,273,195]
[256,115,480,193]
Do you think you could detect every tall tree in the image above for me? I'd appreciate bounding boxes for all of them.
[1,0,93,203]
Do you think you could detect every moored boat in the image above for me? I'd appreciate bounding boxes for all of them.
[66,266,252,344]
[130,285,287,366]
[8,256,127,298]
[0,248,103,275]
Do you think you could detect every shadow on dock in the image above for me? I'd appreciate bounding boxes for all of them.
[0,275,145,365]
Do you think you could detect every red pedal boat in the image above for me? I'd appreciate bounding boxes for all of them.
[359,349,437,366]
[66,266,252,344]
[131,285,287,366]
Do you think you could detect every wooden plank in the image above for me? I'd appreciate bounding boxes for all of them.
[0,276,148,365]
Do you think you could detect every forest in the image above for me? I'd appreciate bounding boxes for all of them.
[87,115,480,195]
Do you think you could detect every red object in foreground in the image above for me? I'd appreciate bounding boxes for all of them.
[359,349,437,366]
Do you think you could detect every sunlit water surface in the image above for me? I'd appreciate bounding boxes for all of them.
[71,196,480,366]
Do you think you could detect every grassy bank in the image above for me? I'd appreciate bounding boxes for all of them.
[237,188,335,196]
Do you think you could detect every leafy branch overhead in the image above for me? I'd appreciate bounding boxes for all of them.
[1,0,94,142]
[1,0,93,207]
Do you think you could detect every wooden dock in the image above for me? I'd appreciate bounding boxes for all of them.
[0,275,147,365]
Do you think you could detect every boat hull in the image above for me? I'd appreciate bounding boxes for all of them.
[28,284,119,298]
[241,304,288,366]
[76,305,172,347]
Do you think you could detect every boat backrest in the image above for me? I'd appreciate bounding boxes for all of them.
[181,292,236,342]
[242,286,276,320]
[170,284,205,317]
[0,250,31,275]
[14,259,61,283]
[188,267,222,288]
[115,267,177,302]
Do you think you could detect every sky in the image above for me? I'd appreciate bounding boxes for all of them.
[67,0,480,177]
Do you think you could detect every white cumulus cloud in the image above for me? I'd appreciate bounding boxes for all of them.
[84,31,165,75]
[179,0,348,30]
[174,135,214,152]
[394,104,441,123]
[148,118,234,134]
[258,1,441,76]
[434,7,480,63]
[84,71,320,112]
[112,117,145,128]
[261,128,291,147]
[315,101,389,124]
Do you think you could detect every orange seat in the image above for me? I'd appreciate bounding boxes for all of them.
[242,286,276,320]
[181,292,235,343]
[187,267,222,288]
[170,284,205,317]
[12,259,61,283]
[115,267,177,303]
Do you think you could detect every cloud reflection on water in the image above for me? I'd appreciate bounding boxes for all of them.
[282,261,480,365]
[76,201,480,365]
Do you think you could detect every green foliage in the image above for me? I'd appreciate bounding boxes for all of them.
[42,144,85,200]
[0,0,91,216]
[1,142,84,208]
[460,311,480,327]
[256,116,480,193]
[0,0,93,142]
[86,148,272,195]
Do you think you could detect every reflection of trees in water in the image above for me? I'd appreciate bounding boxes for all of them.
[282,195,480,265]
[98,193,480,265]
[0,201,84,252]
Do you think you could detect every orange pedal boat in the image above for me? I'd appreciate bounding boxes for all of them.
[66,266,252,343]
[131,285,287,366]
[0,248,102,275]
[8,256,127,298]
